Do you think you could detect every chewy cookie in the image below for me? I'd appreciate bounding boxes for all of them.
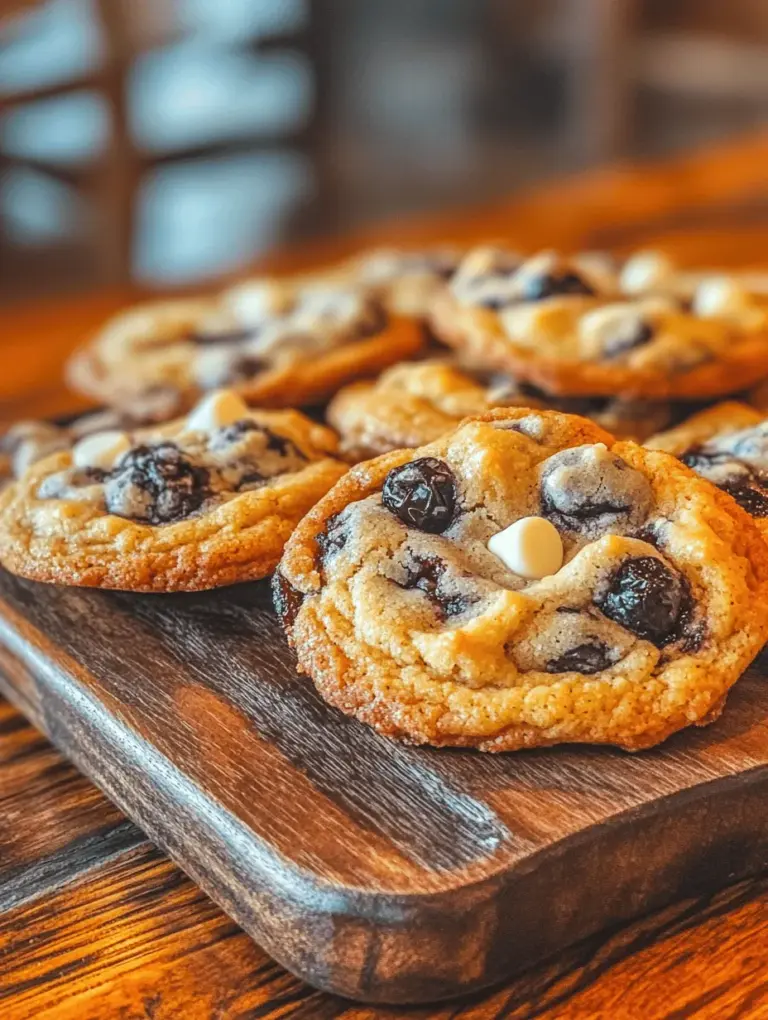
[327,359,678,461]
[0,390,346,592]
[275,408,768,751]
[430,247,768,399]
[646,402,768,529]
[0,408,167,488]
[68,280,423,414]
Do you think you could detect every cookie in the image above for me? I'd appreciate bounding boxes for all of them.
[0,407,169,488]
[646,402,768,529]
[346,246,463,316]
[327,358,677,461]
[619,250,768,302]
[0,390,347,592]
[67,280,423,414]
[275,408,768,752]
[430,247,768,399]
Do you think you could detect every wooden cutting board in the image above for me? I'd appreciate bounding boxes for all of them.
[0,569,766,1005]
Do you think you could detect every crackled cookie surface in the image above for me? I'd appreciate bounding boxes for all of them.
[327,359,678,460]
[0,390,346,592]
[275,408,768,751]
[68,279,423,414]
[647,402,768,530]
[431,247,768,399]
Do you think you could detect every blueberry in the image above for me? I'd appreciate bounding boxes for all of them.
[399,555,475,619]
[226,355,267,383]
[721,479,768,517]
[679,448,725,473]
[316,512,348,567]
[679,447,768,517]
[218,419,303,459]
[355,303,389,337]
[105,442,209,524]
[189,327,256,346]
[382,457,457,533]
[595,556,686,645]
[547,641,616,674]
[522,271,594,302]
[603,320,654,359]
[272,570,305,629]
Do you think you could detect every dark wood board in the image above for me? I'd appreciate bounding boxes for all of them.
[0,570,766,1005]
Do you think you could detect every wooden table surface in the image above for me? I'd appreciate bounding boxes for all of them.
[2,132,768,1020]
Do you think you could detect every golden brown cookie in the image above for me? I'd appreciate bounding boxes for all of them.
[327,359,678,461]
[0,408,169,488]
[646,402,768,531]
[430,247,768,399]
[618,250,768,302]
[0,390,347,592]
[343,246,463,316]
[275,408,768,752]
[67,281,424,414]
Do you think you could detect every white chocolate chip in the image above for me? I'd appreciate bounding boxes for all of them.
[620,251,675,295]
[487,516,563,579]
[186,390,250,433]
[225,280,290,326]
[692,276,752,320]
[72,430,131,471]
[578,302,648,358]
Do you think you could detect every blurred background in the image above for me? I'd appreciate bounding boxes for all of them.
[1,0,768,305]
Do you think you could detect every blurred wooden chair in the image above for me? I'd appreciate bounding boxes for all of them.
[0,0,335,294]
[486,0,768,161]
[571,0,768,158]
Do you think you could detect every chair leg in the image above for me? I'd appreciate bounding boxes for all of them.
[93,0,139,285]
[566,0,642,161]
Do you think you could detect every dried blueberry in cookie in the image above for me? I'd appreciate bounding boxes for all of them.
[719,478,768,517]
[398,554,478,620]
[449,246,523,309]
[520,269,595,302]
[105,443,209,524]
[316,511,350,569]
[601,319,654,359]
[189,327,256,347]
[382,457,457,533]
[595,556,688,645]
[272,572,305,629]
[0,390,346,592]
[547,641,617,674]
[276,408,768,752]
[646,404,768,526]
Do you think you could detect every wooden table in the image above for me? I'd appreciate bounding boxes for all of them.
[2,132,768,1020]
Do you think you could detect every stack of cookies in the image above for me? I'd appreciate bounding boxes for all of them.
[3,243,768,753]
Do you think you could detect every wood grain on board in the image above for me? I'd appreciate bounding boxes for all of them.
[1,698,768,1020]
[1,131,768,1015]
[0,571,766,1002]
